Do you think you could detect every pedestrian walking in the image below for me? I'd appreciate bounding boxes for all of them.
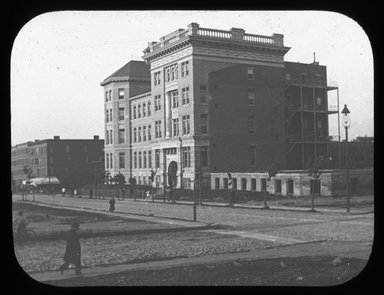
[58,222,82,276]
[109,197,116,213]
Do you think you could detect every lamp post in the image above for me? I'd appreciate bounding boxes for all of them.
[341,104,351,213]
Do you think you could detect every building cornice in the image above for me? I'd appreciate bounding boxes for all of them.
[142,23,290,64]
[100,76,151,87]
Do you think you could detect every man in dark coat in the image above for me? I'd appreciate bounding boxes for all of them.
[109,197,116,213]
[58,222,82,275]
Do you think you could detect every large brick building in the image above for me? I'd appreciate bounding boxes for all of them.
[101,22,340,192]
[11,136,104,190]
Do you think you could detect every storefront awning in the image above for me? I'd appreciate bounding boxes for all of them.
[23,177,60,186]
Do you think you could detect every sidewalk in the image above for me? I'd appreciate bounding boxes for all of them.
[124,196,373,215]
[29,240,372,283]
[14,193,373,216]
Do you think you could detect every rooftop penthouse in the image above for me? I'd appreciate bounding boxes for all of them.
[142,22,289,62]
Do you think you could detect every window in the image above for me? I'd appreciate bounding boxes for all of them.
[133,128,137,143]
[171,91,179,108]
[148,125,152,141]
[119,107,125,121]
[106,153,109,169]
[223,178,228,189]
[155,149,160,168]
[105,109,109,122]
[317,119,323,129]
[143,151,147,168]
[108,90,112,101]
[172,118,179,137]
[261,179,267,191]
[133,152,137,169]
[119,152,125,169]
[316,97,322,106]
[301,74,306,84]
[165,64,178,82]
[138,104,141,118]
[143,126,147,141]
[251,178,256,191]
[249,115,255,134]
[182,115,190,135]
[247,67,254,79]
[249,146,256,166]
[285,73,291,80]
[109,109,113,122]
[142,103,146,117]
[148,151,152,168]
[200,84,207,104]
[106,130,109,145]
[133,105,137,119]
[241,178,247,190]
[155,121,162,138]
[110,153,113,168]
[105,91,108,102]
[182,87,190,105]
[215,177,220,189]
[182,147,191,168]
[147,101,151,116]
[106,130,112,145]
[118,88,124,99]
[232,178,237,190]
[181,61,190,77]
[201,114,208,134]
[119,129,125,144]
[287,179,294,194]
[201,146,208,167]
[138,152,142,168]
[154,71,161,86]
[275,179,282,194]
[183,178,192,189]
[138,127,142,142]
[248,88,255,106]
[155,95,161,111]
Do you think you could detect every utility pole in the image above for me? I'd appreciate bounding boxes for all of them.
[341,104,351,213]
[93,162,97,199]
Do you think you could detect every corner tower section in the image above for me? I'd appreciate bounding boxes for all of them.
[100,61,150,179]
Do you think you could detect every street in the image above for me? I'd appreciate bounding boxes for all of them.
[12,194,374,285]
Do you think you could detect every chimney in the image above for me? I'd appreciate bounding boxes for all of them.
[54,136,60,140]
[93,135,99,140]
[312,52,319,65]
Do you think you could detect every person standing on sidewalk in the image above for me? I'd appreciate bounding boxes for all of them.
[109,197,116,213]
[58,222,82,276]
[13,210,28,243]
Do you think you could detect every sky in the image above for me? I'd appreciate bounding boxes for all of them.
[11,10,374,146]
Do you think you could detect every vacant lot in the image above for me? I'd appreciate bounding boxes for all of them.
[12,202,280,273]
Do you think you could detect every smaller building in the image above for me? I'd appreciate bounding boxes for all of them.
[11,136,104,191]
[210,168,373,197]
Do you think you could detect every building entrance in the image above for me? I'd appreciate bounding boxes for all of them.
[168,161,178,188]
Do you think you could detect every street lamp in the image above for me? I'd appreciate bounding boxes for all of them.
[341,104,351,213]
